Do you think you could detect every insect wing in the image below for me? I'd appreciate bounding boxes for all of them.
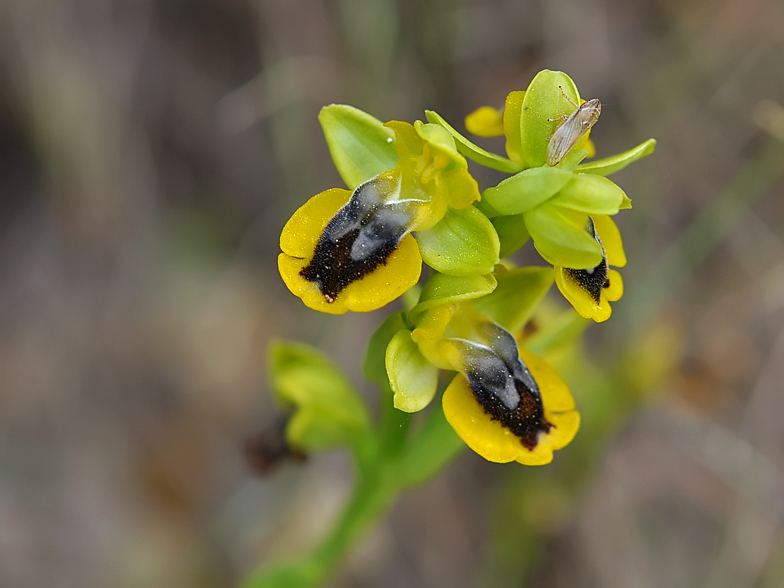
[547,99,601,166]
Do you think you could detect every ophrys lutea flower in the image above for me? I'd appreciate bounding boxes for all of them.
[398,304,579,465]
[554,214,626,322]
[279,120,480,314]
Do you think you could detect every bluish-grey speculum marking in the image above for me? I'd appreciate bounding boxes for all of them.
[300,175,414,302]
[457,323,552,450]
[564,217,610,303]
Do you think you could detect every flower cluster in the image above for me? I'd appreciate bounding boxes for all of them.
[275,70,655,464]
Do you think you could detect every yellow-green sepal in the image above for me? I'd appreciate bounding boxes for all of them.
[482,167,573,215]
[493,214,530,258]
[319,104,400,190]
[269,340,370,451]
[473,266,553,333]
[519,70,581,168]
[415,206,500,276]
[425,109,523,173]
[386,330,440,413]
[576,138,656,177]
[409,272,497,324]
[503,90,525,163]
[549,174,629,214]
[524,204,603,269]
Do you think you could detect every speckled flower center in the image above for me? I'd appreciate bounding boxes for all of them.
[564,217,611,303]
[300,176,415,303]
[458,323,552,450]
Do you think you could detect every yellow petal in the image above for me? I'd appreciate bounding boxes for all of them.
[412,305,457,369]
[443,350,579,466]
[412,305,455,341]
[339,233,422,312]
[592,299,612,322]
[279,191,423,313]
[465,106,505,137]
[604,269,624,302]
[385,120,424,160]
[554,267,597,319]
[539,410,580,452]
[503,91,525,162]
[592,214,626,268]
[436,167,480,210]
[520,348,575,412]
[278,253,348,315]
[442,375,522,463]
[280,188,351,258]
[416,121,463,165]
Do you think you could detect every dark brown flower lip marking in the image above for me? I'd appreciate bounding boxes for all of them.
[564,259,610,303]
[299,175,413,303]
[458,323,552,450]
[300,224,402,302]
[563,216,610,303]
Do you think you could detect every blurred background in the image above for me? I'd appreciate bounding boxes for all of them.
[2,0,784,586]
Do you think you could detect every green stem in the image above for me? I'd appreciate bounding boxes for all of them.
[241,460,397,588]
[309,473,397,571]
[242,401,465,588]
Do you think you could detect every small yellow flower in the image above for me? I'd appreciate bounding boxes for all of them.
[442,346,579,465]
[409,304,579,465]
[554,214,626,322]
[278,176,422,315]
[279,120,480,314]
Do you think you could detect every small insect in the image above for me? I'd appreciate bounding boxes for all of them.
[547,86,601,167]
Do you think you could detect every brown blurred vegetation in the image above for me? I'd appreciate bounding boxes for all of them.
[1,0,784,587]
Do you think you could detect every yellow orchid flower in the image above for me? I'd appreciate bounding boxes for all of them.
[554,214,626,322]
[279,175,423,315]
[279,121,480,314]
[407,304,579,465]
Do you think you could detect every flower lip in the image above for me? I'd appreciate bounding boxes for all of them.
[453,322,552,451]
[299,174,415,303]
[561,217,610,304]
[554,214,625,323]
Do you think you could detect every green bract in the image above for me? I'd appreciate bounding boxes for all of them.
[524,204,604,269]
[269,340,370,451]
[482,167,573,215]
